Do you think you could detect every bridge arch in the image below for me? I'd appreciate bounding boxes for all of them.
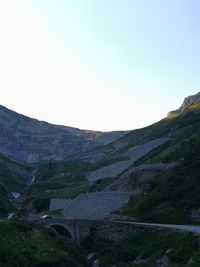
[48,223,74,240]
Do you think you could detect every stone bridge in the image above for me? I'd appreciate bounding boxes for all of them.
[29,215,149,242]
[28,215,93,242]
[28,215,200,243]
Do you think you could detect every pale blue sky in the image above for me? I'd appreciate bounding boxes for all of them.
[0,1,199,131]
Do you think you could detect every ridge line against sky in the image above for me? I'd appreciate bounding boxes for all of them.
[0,0,199,131]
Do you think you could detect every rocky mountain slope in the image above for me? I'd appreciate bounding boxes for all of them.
[0,105,126,163]
[105,162,179,193]
[168,91,200,115]
[1,91,200,221]
[120,92,200,223]
[83,92,200,163]
[1,92,200,267]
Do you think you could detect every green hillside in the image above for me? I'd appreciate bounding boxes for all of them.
[22,159,116,213]
[0,220,89,267]
[0,152,31,216]
[122,98,200,223]
[83,230,199,267]
[19,93,200,218]
[1,221,200,267]
[1,93,200,267]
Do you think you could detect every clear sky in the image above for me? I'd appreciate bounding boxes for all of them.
[0,0,199,131]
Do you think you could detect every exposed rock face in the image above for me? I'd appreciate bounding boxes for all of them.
[0,105,126,163]
[156,250,171,267]
[87,160,131,181]
[181,93,200,110]
[168,91,200,115]
[105,163,179,193]
[93,221,150,241]
[190,208,200,221]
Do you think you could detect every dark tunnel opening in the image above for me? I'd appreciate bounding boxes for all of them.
[51,224,72,239]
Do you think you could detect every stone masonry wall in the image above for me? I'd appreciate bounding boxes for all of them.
[50,199,73,210]
[87,138,168,181]
[62,192,131,219]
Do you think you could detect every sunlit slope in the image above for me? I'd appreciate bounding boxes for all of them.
[122,94,200,223]
[104,92,200,159]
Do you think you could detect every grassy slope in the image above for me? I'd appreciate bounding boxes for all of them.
[0,220,89,267]
[0,152,30,216]
[135,111,200,165]
[0,184,13,216]
[23,102,195,214]
[24,179,115,213]
[122,101,200,223]
[0,152,29,191]
[23,158,120,213]
[110,98,200,161]
[1,220,199,267]
[26,101,200,216]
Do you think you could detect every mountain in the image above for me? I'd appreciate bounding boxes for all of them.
[1,92,200,267]
[52,91,200,224]
[0,105,126,163]
[1,91,200,221]
[120,91,200,223]
[168,91,200,115]
[89,91,200,163]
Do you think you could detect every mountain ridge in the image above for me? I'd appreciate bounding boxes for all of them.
[0,104,127,163]
[168,91,200,116]
[1,91,199,164]
[0,91,200,220]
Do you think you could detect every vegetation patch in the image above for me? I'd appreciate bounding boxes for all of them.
[0,220,89,267]
[82,231,198,267]
[122,136,200,223]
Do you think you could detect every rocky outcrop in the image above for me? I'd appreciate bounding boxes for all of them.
[168,91,200,115]
[180,92,200,111]
[190,208,200,221]
[105,163,179,193]
[156,250,171,267]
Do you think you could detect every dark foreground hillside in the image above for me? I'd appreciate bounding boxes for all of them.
[0,221,89,267]
[1,220,200,267]
[83,230,200,267]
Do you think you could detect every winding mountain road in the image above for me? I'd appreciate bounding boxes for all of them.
[27,214,200,235]
[114,221,200,234]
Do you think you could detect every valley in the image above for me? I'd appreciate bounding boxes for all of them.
[1,92,200,266]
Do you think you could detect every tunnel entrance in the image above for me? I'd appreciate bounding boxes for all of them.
[51,224,72,239]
